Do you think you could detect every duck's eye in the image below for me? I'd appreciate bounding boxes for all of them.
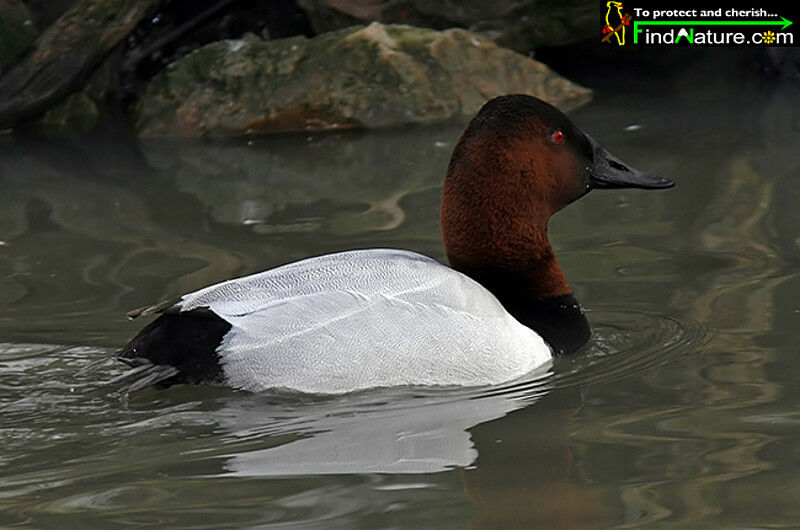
[551,130,566,144]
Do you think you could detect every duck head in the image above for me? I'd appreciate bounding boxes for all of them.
[441,94,673,303]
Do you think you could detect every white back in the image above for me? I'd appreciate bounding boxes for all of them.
[180,249,550,393]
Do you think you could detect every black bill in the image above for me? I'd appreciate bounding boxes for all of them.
[586,134,674,190]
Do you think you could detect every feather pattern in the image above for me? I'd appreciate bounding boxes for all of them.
[177,249,550,394]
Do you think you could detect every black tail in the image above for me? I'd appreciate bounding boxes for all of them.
[115,307,232,391]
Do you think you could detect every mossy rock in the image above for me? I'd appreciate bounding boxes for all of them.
[297,0,597,53]
[136,23,591,137]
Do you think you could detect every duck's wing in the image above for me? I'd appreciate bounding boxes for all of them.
[177,249,447,317]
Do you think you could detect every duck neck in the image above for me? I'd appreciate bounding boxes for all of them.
[443,223,590,354]
[443,218,572,300]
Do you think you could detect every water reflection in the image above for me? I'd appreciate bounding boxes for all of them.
[220,371,551,476]
[141,128,453,236]
[465,392,618,529]
[0,127,457,346]
[560,78,800,527]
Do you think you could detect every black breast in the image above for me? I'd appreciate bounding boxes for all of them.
[499,293,591,355]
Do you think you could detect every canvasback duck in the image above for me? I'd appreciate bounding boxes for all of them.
[114,95,673,393]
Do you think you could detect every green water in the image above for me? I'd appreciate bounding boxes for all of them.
[1,67,800,528]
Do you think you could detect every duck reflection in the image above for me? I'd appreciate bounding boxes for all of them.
[205,371,613,528]
[464,389,617,529]
[218,368,551,476]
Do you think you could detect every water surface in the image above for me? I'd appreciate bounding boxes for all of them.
[2,63,800,527]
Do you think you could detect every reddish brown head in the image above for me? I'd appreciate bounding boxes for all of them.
[441,95,672,301]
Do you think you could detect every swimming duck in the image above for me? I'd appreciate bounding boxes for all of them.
[115,95,673,394]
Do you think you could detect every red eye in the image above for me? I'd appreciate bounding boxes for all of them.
[552,130,565,144]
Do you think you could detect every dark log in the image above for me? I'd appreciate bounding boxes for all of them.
[0,0,163,130]
[120,0,235,76]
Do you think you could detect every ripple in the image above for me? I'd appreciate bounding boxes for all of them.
[0,310,707,505]
[551,307,714,389]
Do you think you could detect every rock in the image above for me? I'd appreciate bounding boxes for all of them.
[296,0,596,53]
[0,0,38,73]
[136,23,590,137]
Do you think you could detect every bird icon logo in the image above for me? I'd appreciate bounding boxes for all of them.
[602,1,631,45]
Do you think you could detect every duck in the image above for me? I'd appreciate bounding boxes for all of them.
[113,94,673,394]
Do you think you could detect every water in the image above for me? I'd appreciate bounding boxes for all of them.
[2,61,800,527]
